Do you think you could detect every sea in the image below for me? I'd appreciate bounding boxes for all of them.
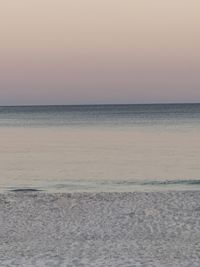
[0,103,200,192]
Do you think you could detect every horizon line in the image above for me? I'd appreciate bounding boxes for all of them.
[0,102,200,107]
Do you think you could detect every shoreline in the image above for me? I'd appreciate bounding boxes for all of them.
[1,191,200,266]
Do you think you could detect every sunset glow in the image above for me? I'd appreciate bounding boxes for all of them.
[0,0,200,104]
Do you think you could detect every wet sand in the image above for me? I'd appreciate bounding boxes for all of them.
[1,191,200,266]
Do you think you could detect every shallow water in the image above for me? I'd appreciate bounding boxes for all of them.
[0,104,200,192]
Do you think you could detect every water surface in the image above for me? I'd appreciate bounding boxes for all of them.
[0,104,200,192]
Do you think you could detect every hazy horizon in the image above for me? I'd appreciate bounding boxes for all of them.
[1,101,200,107]
[1,0,200,105]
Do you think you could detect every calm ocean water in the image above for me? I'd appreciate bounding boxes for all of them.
[0,104,200,192]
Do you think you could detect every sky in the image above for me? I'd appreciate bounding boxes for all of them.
[0,0,200,105]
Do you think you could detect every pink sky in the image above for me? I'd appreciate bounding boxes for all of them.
[0,0,200,105]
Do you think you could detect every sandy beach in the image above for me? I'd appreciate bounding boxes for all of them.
[1,191,200,267]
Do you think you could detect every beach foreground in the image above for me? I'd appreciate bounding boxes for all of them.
[1,191,200,267]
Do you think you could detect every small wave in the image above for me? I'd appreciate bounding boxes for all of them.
[9,188,43,192]
[4,179,200,193]
[140,179,200,186]
[43,179,200,190]
[99,179,200,187]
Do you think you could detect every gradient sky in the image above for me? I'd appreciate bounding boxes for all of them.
[0,0,200,105]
